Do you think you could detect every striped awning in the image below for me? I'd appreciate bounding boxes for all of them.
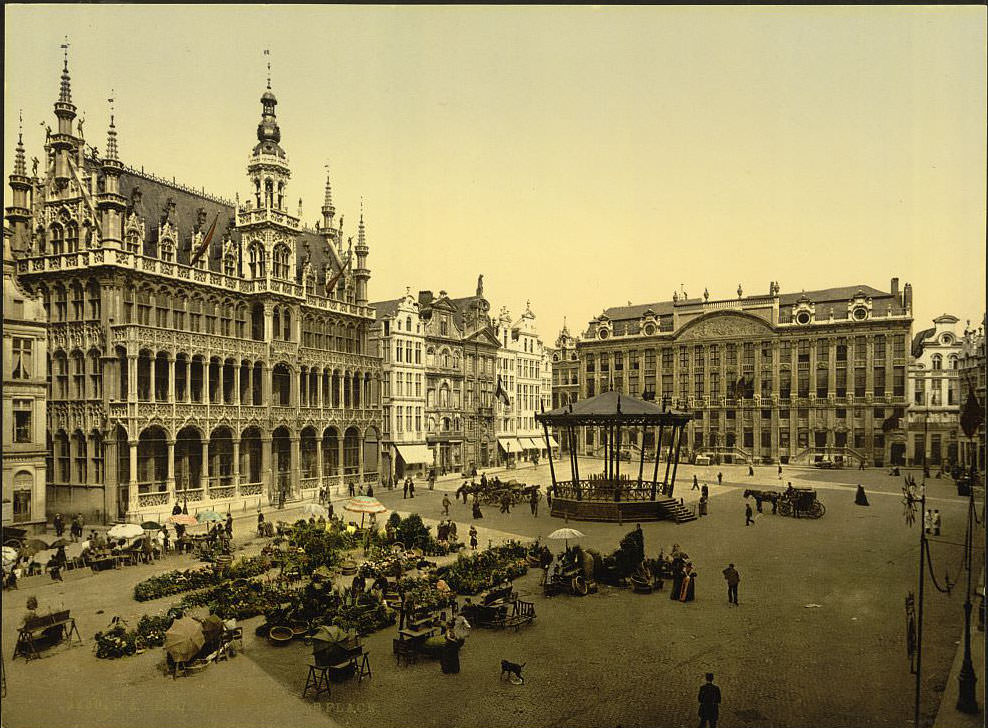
[519,438,542,451]
[395,444,433,464]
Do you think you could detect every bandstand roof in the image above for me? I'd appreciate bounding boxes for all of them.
[537,390,692,426]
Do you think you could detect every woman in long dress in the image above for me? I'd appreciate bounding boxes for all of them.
[669,557,684,600]
[679,563,696,602]
[854,484,870,506]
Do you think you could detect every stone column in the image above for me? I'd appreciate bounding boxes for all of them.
[184,358,192,402]
[217,361,225,405]
[358,432,365,483]
[290,436,300,497]
[259,434,271,498]
[233,364,241,405]
[337,434,345,486]
[166,440,176,496]
[128,354,138,403]
[232,439,240,489]
[167,356,176,402]
[128,439,139,511]
[316,440,324,488]
[201,439,210,494]
[262,364,272,408]
[150,356,158,401]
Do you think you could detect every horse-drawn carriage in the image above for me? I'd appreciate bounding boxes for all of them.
[743,486,826,519]
[466,479,537,507]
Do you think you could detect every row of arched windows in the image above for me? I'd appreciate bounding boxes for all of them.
[36,280,101,323]
[301,314,365,353]
[49,349,103,401]
[36,221,91,256]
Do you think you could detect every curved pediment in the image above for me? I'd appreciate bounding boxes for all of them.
[675,311,774,341]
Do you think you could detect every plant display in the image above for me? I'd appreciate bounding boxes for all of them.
[332,593,396,636]
[398,575,453,613]
[94,613,173,659]
[358,547,413,579]
[443,541,529,595]
[394,514,432,550]
[608,528,646,578]
[133,556,270,602]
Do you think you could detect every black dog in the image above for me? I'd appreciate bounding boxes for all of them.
[500,659,525,684]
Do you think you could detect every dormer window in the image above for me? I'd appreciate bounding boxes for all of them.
[223,253,236,277]
[160,237,175,263]
[852,306,868,321]
[125,229,141,254]
[795,311,811,325]
[272,244,291,280]
[248,243,266,279]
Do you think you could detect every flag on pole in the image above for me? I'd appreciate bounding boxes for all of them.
[324,251,352,296]
[189,214,218,267]
[495,375,511,406]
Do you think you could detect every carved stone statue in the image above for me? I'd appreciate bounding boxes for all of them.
[703,287,709,301]
[672,291,678,303]
[476,274,484,296]
[31,156,39,177]
[737,284,744,298]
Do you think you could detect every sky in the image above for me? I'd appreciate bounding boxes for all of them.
[4,5,986,341]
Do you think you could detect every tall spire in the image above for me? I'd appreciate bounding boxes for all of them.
[357,197,366,246]
[14,110,26,176]
[105,93,119,160]
[323,164,334,209]
[59,36,72,104]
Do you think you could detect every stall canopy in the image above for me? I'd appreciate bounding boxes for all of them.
[395,444,433,464]
[519,437,543,451]
[498,438,523,454]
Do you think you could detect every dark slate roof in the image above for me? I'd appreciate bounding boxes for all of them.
[369,298,402,320]
[912,327,936,358]
[602,285,898,323]
[114,167,340,279]
[539,390,691,423]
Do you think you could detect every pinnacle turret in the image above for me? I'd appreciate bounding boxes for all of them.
[58,40,72,104]
[14,111,27,176]
[106,97,119,160]
[357,198,366,247]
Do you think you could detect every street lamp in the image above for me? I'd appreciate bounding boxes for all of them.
[955,389,983,714]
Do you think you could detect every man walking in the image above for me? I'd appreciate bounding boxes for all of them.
[777,464,783,479]
[692,474,699,491]
[529,489,539,517]
[403,478,409,499]
[442,494,452,517]
[717,472,723,485]
[722,564,740,605]
[745,502,754,526]
[697,673,721,728]
[932,509,941,536]
[408,478,415,498]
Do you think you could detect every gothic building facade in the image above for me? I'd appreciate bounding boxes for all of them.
[4,54,382,524]
[575,280,913,467]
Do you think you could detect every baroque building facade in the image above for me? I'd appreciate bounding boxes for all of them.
[371,277,500,480]
[575,280,913,467]
[4,55,382,523]
[905,314,963,467]
[550,322,581,452]
[493,302,557,466]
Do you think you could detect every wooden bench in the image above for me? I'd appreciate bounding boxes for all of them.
[327,648,372,683]
[13,611,81,661]
[501,600,536,631]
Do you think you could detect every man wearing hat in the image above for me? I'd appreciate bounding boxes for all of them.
[697,672,722,727]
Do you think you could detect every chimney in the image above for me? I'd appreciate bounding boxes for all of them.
[890,277,899,298]
[902,282,913,314]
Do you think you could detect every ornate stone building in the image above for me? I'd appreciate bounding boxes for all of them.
[905,314,963,466]
[576,280,913,467]
[370,277,499,479]
[4,54,382,523]
[958,316,985,473]
[493,302,557,465]
[2,224,49,531]
[550,321,580,452]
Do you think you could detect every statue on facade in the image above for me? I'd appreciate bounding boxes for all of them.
[672,291,678,303]
[476,273,484,296]
[737,283,744,298]
[703,287,709,301]
[77,115,85,137]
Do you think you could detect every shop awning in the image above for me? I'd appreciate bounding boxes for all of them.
[498,438,523,453]
[519,437,542,451]
[394,444,433,464]
[547,436,560,449]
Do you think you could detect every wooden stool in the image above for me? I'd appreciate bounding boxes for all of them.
[303,664,331,699]
[356,651,372,682]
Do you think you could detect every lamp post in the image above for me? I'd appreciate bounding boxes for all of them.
[956,389,983,713]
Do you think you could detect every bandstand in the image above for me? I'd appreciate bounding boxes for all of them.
[536,391,694,523]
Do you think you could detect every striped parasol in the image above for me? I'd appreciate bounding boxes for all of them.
[343,496,387,527]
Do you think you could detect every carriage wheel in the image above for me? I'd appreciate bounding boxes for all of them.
[778,501,793,517]
[810,502,826,519]
[571,575,589,596]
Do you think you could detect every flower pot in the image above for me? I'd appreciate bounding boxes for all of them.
[268,626,294,645]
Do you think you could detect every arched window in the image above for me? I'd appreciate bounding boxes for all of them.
[50,224,64,255]
[86,280,101,319]
[53,285,67,322]
[276,181,284,210]
[189,297,202,333]
[283,308,292,341]
[273,308,281,341]
[70,281,84,320]
[264,179,274,208]
[949,355,958,370]
[932,354,942,370]
[159,237,175,263]
[223,253,236,277]
[137,288,152,325]
[65,222,79,253]
[406,316,412,331]
[248,243,265,278]
[125,228,141,254]
[273,245,291,280]
[254,179,261,208]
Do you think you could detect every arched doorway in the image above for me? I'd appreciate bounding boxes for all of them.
[208,426,235,495]
[363,426,380,482]
[137,425,168,496]
[240,426,263,492]
[272,426,292,504]
[300,426,318,489]
[175,426,204,498]
[343,426,360,479]
[322,427,340,483]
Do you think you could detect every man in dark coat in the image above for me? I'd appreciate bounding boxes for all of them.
[698,673,721,727]
[745,502,754,526]
[403,479,409,499]
[722,564,740,605]
[692,474,699,491]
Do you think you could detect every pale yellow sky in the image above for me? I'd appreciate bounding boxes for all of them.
[5,5,986,339]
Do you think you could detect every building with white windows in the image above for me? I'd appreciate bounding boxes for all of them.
[493,302,557,465]
[906,314,964,466]
[2,226,49,531]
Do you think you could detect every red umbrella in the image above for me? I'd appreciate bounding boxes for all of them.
[167,514,198,526]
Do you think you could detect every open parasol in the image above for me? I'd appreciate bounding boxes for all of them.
[200,614,225,645]
[548,527,585,550]
[107,523,145,540]
[141,520,162,531]
[164,616,205,662]
[310,625,356,657]
[2,545,18,568]
[48,538,71,549]
[22,537,51,555]
[343,496,387,528]
[167,513,197,526]
[196,511,223,524]
[302,503,328,518]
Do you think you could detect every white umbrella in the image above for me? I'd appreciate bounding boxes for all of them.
[302,503,328,518]
[2,545,18,568]
[343,496,387,527]
[548,527,585,550]
[107,523,145,540]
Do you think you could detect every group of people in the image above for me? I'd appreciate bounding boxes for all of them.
[52,513,86,542]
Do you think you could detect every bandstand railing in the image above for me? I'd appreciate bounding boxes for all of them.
[551,477,672,502]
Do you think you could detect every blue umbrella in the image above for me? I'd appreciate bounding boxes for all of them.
[196,511,223,523]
